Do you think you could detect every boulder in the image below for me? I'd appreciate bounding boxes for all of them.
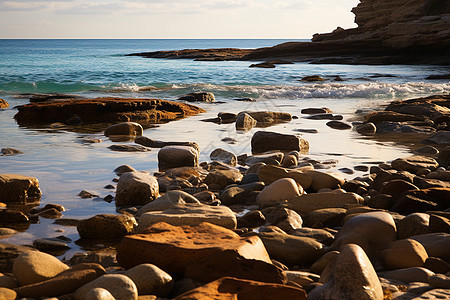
[429,274,450,289]
[256,178,302,208]
[381,239,428,270]
[304,170,345,192]
[136,190,201,216]
[410,233,450,261]
[77,214,136,240]
[115,171,159,207]
[326,120,352,130]
[301,107,332,114]
[257,165,312,189]
[287,192,363,215]
[397,213,430,239]
[251,131,309,154]
[0,288,15,300]
[104,122,143,136]
[203,169,243,190]
[379,179,419,200]
[0,273,17,289]
[0,243,37,274]
[285,270,319,287]
[137,204,237,230]
[249,62,276,68]
[303,208,347,228]
[425,131,450,145]
[85,288,115,300]
[210,148,237,166]
[108,144,150,152]
[332,211,397,259]
[178,92,215,102]
[291,227,334,242]
[236,112,257,131]
[14,97,205,126]
[355,122,377,135]
[116,222,272,276]
[246,111,292,124]
[1,148,23,156]
[13,251,69,286]
[382,267,435,284]
[308,244,383,300]
[123,264,173,297]
[174,277,306,300]
[0,174,41,203]
[301,75,325,82]
[158,145,199,171]
[365,111,424,124]
[135,136,198,149]
[238,210,266,228]
[391,156,439,173]
[262,207,303,233]
[74,274,138,300]
[0,99,9,109]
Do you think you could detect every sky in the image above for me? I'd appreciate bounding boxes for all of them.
[0,0,360,39]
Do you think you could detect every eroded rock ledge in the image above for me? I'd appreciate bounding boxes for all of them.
[128,0,450,65]
[14,97,205,126]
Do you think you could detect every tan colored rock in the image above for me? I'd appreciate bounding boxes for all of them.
[77,214,136,240]
[116,222,271,276]
[14,263,105,298]
[104,122,143,136]
[136,190,201,216]
[0,174,41,203]
[309,244,383,300]
[123,264,173,297]
[257,165,312,189]
[137,204,237,230]
[381,239,428,270]
[0,99,9,109]
[285,271,319,287]
[256,231,325,266]
[74,274,138,300]
[410,233,450,261]
[291,227,334,242]
[397,213,430,239]
[115,171,159,207]
[256,178,302,208]
[391,155,439,173]
[210,148,237,166]
[382,267,435,284]
[85,287,116,300]
[13,251,69,286]
[332,211,397,258]
[174,277,306,300]
[287,192,363,216]
[158,145,199,171]
[0,287,16,300]
[203,169,243,190]
[304,170,345,192]
[310,250,339,275]
[236,112,257,131]
[0,243,37,274]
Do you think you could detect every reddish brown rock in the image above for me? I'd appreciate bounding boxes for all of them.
[174,277,307,300]
[14,97,205,126]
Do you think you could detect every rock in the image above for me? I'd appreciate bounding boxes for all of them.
[115,171,159,207]
[79,190,99,198]
[0,288,16,300]
[382,267,435,284]
[417,288,450,299]
[301,75,325,82]
[137,204,237,230]
[210,148,237,166]
[281,153,298,167]
[0,243,37,274]
[14,97,205,126]
[0,273,17,289]
[308,244,383,300]
[285,270,319,287]
[249,62,276,68]
[77,214,136,240]
[246,111,292,124]
[355,122,377,135]
[424,257,450,274]
[301,107,332,114]
[410,233,450,261]
[236,112,257,131]
[397,213,430,239]
[178,91,215,102]
[136,190,201,216]
[74,274,138,300]
[413,145,439,155]
[303,208,347,228]
[108,144,150,152]
[33,238,70,254]
[135,136,198,149]
[174,277,306,300]
[251,131,309,154]
[391,156,439,173]
[428,214,450,234]
[203,169,243,190]
[310,250,339,274]
[104,122,143,137]
[365,111,424,124]
[381,239,428,270]
[291,227,334,242]
[116,222,272,276]
[238,210,266,228]
[0,210,29,227]
[0,174,41,203]
[0,99,9,109]
[244,152,284,165]
[428,274,450,289]
[304,170,345,192]
[332,212,397,259]
[255,231,325,266]
[262,207,303,233]
[326,120,352,130]
[123,264,173,297]
[85,288,116,300]
[1,148,23,155]
[425,131,450,145]
[256,178,302,208]
[257,165,312,189]
[14,263,105,298]
[13,251,69,286]
[379,179,420,200]
[158,145,199,171]
[287,192,363,215]
[294,128,319,133]
[306,113,343,120]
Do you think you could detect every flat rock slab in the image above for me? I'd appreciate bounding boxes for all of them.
[0,174,41,203]
[14,97,205,126]
[116,222,271,276]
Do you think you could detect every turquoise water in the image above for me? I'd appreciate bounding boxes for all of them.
[0,39,449,257]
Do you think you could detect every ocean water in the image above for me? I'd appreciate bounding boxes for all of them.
[0,39,449,256]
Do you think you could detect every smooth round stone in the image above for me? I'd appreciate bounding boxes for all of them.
[382,267,435,284]
[428,274,450,289]
[304,170,345,192]
[158,146,199,171]
[256,178,302,208]
[397,213,430,239]
[13,251,69,286]
[381,239,428,270]
[136,190,201,216]
[104,122,143,136]
[85,287,116,300]
[210,148,237,166]
[115,171,159,207]
[77,214,136,240]
[0,287,16,300]
[123,264,173,297]
[355,122,376,135]
[74,274,138,300]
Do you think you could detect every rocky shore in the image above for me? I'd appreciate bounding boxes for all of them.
[128,0,450,65]
[1,94,450,299]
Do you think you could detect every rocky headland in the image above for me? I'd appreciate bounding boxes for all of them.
[128,0,450,65]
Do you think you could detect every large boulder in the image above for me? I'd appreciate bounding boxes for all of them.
[77,214,136,240]
[251,131,309,154]
[158,145,199,171]
[0,174,41,203]
[410,233,450,261]
[116,222,271,276]
[287,192,363,216]
[104,122,143,136]
[256,178,302,208]
[115,171,159,207]
[137,204,237,230]
[14,97,205,126]
[308,244,383,300]
[381,239,428,270]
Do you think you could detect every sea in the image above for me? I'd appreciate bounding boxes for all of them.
[0,39,449,257]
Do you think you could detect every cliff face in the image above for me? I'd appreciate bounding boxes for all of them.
[314,0,450,50]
